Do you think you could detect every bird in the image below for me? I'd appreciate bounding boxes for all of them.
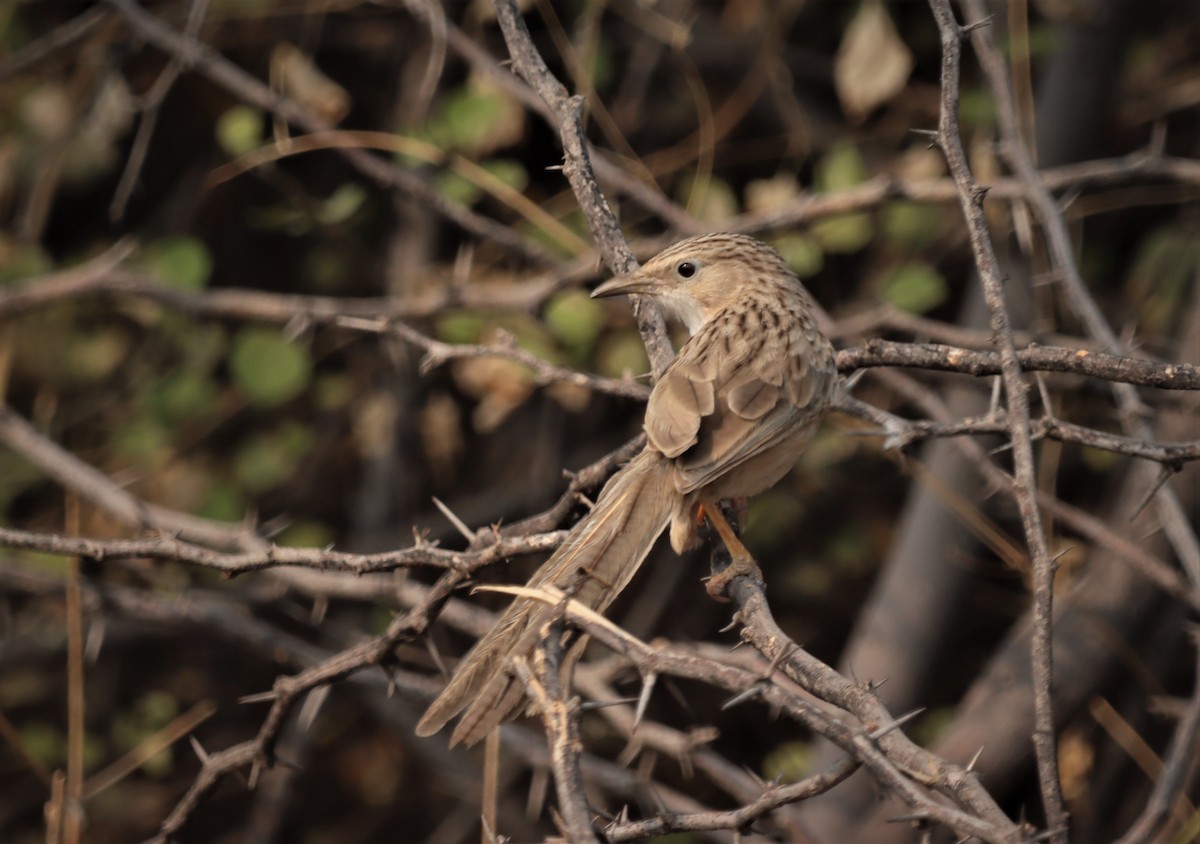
[415,232,837,747]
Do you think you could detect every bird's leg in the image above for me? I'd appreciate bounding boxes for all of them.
[697,500,763,601]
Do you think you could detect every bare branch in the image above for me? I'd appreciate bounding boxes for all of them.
[926,2,1066,833]
[489,0,673,378]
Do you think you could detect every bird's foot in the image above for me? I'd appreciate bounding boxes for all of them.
[704,553,763,601]
[698,501,762,602]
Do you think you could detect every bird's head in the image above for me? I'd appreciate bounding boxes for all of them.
[591,233,792,334]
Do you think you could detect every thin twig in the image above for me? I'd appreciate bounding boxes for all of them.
[926,2,1066,836]
[958,0,1200,589]
[489,0,673,378]
[515,629,601,844]
[102,0,551,263]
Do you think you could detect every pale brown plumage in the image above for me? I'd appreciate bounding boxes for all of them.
[415,233,837,747]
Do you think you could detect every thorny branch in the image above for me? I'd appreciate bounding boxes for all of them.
[926,3,1067,835]
[3,2,1199,842]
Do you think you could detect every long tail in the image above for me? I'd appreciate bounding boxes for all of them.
[415,448,676,747]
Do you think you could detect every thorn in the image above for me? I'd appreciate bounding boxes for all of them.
[273,752,304,773]
[764,642,797,679]
[452,242,475,287]
[633,672,657,730]
[1051,545,1075,565]
[310,595,328,625]
[188,735,211,764]
[423,636,450,681]
[1058,185,1084,212]
[988,375,1004,416]
[379,663,400,698]
[869,707,926,740]
[296,685,331,732]
[961,15,994,34]
[1129,465,1175,522]
[433,497,477,543]
[886,811,932,825]
[842,369,866,392]
[742,764,770,789]
[282,312,312,342]
[966,744,986,772]
[986,439,1015,458]
[1147,121,1168,157]
[579,697,638,712]
[721,685,760,711]
[1034,372,1054,415]
[239,690,278,705]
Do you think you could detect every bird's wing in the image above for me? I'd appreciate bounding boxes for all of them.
[644,300,829,495]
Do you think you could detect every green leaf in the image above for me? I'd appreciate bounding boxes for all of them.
[112,417,171,468]
[200,480,246,522]
[144,236,212,291]
[113,692,180,778]
[0,238,53,285]
[315,183,367,225]
[436,310,487,344]
[815,142,867,191]
[19,722,65,769]
[234,424,312,493]
[544,289,605,355]
[770,234,824,278]
[215,105,264,156]
[302,244,349,293]
[763,741,815,784]
[434,170,482,206]
[682,175,738,225]
[810,145,874,248]
[881,201,944,250]
[152,372,219,424]
[315,373,353,410]
[596,330,650,380]
[277,520,335,548]
[483,158,528,192]
[959,87,996,130]
[65,328,129,383]
[811,213,873,254]
[505,314,560,362]
[435,160,525,209]
[229,327,312,407]
[427,87,507,154]
[1081,445,1121,474]
[881,261,948,313]
[1128,226,1200,335]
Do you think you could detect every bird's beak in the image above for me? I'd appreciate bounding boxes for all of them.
[590,272,657,299]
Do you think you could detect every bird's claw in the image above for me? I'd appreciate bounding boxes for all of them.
[704,554,763,601]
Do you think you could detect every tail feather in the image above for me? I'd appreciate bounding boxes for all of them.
[415,449,675,746]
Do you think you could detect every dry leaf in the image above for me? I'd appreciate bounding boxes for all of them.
[419,392,464,484]
[451,356,534,432]
[744,173,802,215]
[272,43,351,125]
[834,1,914,120]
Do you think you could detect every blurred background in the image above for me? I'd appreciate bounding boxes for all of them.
[0,0,1198,841]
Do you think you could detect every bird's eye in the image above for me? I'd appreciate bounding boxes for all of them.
[677,261,697,279]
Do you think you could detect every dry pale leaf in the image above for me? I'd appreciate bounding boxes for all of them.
[271,43,351,125]
[744,173,802,216]
[834,0,914,121]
